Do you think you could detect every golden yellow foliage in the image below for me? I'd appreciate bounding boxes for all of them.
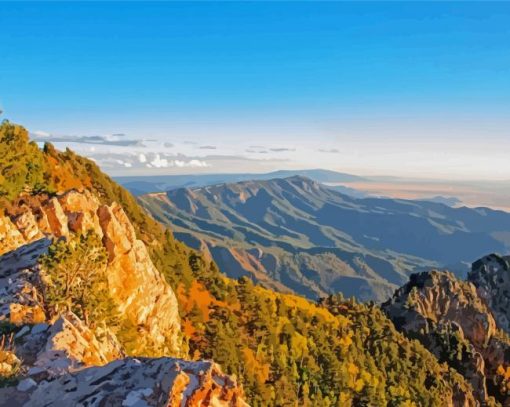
[242,347,270,385]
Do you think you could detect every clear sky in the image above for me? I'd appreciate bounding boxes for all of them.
[1,2,510,179]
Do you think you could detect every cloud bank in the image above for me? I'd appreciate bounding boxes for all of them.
[32,131,148,147]
[30,129,295,176]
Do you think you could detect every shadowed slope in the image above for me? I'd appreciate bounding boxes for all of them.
[140,175,510,301]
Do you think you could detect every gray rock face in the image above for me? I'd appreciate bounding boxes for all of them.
[0,238,51,274]
[31,323,49,335]
[382,270,504,405]
[469,253,510,335]
[1,357,247,407]
[0,257,46,326]
[33,312,124,378]
[383,271,496,347]
[16,379,36,392]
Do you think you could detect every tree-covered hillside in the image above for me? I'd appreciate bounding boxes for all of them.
[0,121,477,406]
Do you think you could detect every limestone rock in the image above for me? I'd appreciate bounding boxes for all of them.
[0,190,181,355]
[0,238,51,275]
[18,357,247,407]
[0,216,28,256]
[41,197,69,238]
[0,189,247,407]
[58,189,103,236]
[31,323,49,335]
[0,257,47,325]
[34,312,124,377]
[16,378,36,392]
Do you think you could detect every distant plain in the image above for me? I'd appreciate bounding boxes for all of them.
[331,178,510,212]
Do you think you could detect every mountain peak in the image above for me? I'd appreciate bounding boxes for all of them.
[282,174,320,184]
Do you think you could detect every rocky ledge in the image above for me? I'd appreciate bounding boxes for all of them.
[0,357,247,407]
[382,269,510,406]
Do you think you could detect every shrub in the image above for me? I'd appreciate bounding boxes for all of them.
[39,231,119,329]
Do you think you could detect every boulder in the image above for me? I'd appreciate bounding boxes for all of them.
[20,357,247,407]
[34,312,123,377]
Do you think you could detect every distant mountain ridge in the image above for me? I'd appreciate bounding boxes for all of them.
[115,168,365,195]
[140,175,510,302]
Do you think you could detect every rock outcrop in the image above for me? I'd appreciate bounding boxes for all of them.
[33,312,124,378]
[383,270,510,405]
[98,202,180,354]
[0,251,47,326]
[469,253,510,335]
[0,357,247,407]
[0,189,247,406]
[0,190,181,355]
[383,271,496,348]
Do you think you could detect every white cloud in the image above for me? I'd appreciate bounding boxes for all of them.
[189,159,209,167]
[175,159,209,168]
[31,131,146,147]
[318,148,340,154]
[34,130,51,137]
[269,148,296,153]
[150,154,169,168]
[136,154,211,169]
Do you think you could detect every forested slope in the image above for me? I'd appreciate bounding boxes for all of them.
[0,121,477,406]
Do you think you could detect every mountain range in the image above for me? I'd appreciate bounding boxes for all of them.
[115,169,365,196]
[4,121,510,405]
[139,176,510,301]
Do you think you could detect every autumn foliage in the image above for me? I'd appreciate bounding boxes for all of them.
[0,121,475,405]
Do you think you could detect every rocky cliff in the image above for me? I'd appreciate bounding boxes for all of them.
[383,270,510,405]
[0,189,246,406]
[469,254,510,335]
[1,189,181,355]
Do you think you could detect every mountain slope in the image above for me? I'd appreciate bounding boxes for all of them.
[0,121,478,406]
[140,175,510,301]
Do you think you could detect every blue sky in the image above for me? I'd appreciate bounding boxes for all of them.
[1,2,510,179]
